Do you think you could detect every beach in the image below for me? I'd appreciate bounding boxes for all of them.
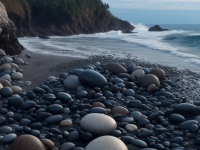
[0,48,200,150]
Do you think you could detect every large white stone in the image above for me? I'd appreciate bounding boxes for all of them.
[0,2,8,24]
[85,136,128,150]
[130,69,145,81]
[80,113,117,135]
[64,75,81,90]
[11,72,23,80]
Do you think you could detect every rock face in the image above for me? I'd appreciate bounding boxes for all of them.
[148,25,168,31]
[0,2,24,55]
[0,1,134,37]
[85,136,128,150]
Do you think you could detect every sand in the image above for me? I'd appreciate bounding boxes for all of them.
[18,49,79,91]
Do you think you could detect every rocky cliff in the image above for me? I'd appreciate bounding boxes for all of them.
[0,0,134,37]
[0,2,24,55]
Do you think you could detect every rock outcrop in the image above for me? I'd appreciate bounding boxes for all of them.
[148,25,168,31]
[0,2,24,55]
[0,0,134,37]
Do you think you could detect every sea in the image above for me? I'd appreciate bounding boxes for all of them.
[18,24,200,72]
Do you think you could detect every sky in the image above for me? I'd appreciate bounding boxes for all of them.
[103,0,200,24]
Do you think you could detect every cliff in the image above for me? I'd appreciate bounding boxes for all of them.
[0,2,24,55]
[0,0,134,37]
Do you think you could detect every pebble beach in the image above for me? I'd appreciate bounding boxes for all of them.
[0,49,200,150]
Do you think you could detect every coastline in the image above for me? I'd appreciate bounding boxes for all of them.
[0,49,200,149]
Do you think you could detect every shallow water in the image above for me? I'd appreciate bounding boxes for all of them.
[19,24,200,72]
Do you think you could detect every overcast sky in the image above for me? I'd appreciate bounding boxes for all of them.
[103,0,200,24]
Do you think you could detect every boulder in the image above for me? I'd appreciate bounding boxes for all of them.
[140,74,160,88]
[150,68,166,80]
[11,72,23,80]
[64,75,81,90]
[14,58,24,65]
[79,70,107,88]
[80,113,117,135]
[148,25,168,31]
[130,69,145,81]
[0,64,11,72]
[85,136,128,150]
[10,86,22,94]
[104,62,127,74]
[10,134,46,150]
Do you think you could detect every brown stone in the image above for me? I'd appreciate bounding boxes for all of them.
[140,74,160,88]
[1,74,11,79]
[104,62,127,74]
[0,79,11,87]
[145,124,155,129]
[150,68,166,80]
[10,86,22,94]
[0,63,11,72]
[106,108,111,114]
[134,115,148,121]
[130,69,145,81]
[112,106,129,115]
[147,84,156,93]
[41,139,54,149]
[10,134,46,150]
[60,119,73,126]
[125,124,138,132]
[88,90,96,99]
[59,142,75,150]
[8,63,19,68]
[92,102,105,108]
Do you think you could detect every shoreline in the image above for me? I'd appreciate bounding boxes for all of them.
[0,49,200,149]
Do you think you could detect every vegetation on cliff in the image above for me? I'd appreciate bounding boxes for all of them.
[27,0,110,19]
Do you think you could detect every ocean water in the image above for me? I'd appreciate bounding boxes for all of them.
[18,24,200,72]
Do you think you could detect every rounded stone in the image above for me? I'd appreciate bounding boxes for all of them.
[14,58,24,65]
[0,74,11,79]
[10,134,46,150]
[0,79,11,87]
[64,75,82,90]
[130,139,147,148]
[10,86,22,94]
[112,106,129,115]
[0,87,13,97]
[104,62,127,74]
[44,115,63,125]
[174,103,197,115]
[140,74,160,88]
[3,56,13,63]
[0,126,12,134]
[125,124,138,132]
[8,95,23,107]
[0,83,3,89]
[130,69,145,81]
[80,113,117,135]
[47,104,63,114]
[60,119,73,126]
[41,139,54,149]
[11,72,23,80]
[0,64,11,72]
[92,102,105,108]
[59,142,75,150]
[169,114,185,124]
[0,116,6,125]
[85,136,128,150]
[56,92,72,103]
[8,63,19,68]
[79,70,107,88]
[47,76,56,81]
[1,133,17,144]
[150,68,166,80]
[0,49,6,56]
[147,84,156,93]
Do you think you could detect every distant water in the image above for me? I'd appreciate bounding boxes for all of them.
[19,24,200,72]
